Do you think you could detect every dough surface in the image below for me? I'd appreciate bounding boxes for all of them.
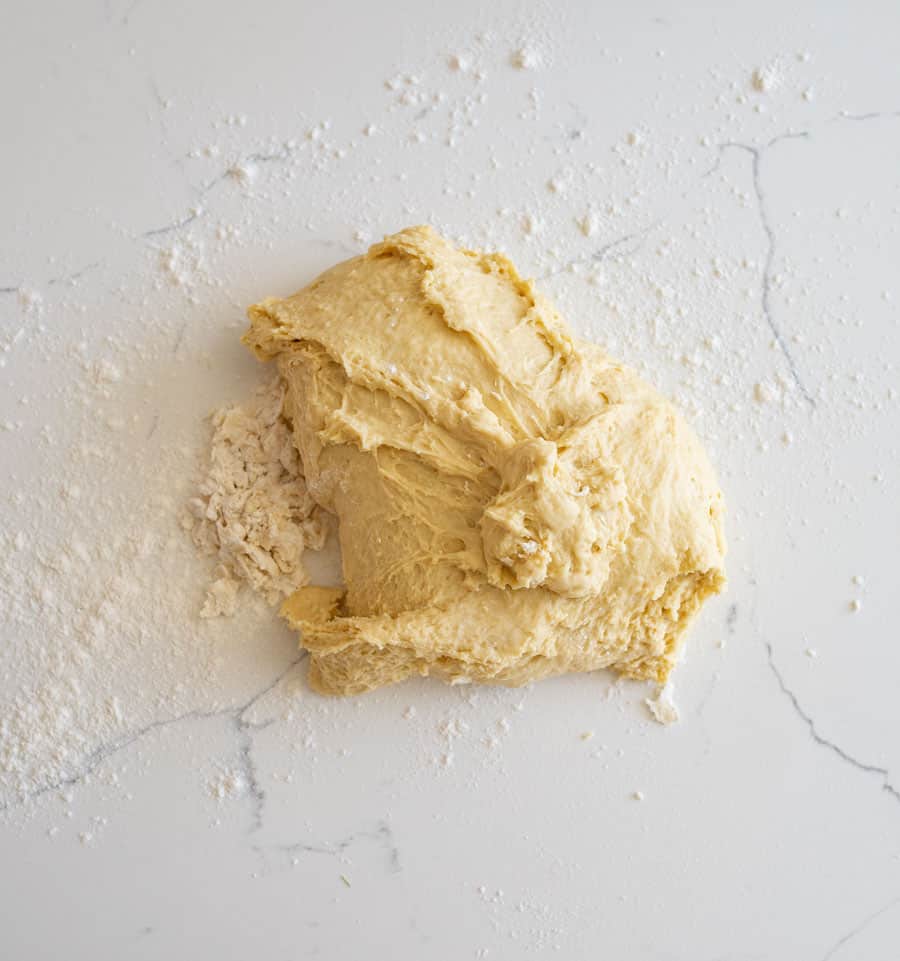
[244,226,726,695]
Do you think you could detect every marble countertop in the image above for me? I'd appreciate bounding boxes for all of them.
[2,1,899,958]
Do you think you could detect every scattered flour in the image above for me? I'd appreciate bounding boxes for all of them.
[576,212,597,238]
[447,53,471,73]
[751,62,782,93]
[521,212,542,236]
[228,162,259,185]
[158,242,204,289]
[753,381,779,405]
[208,766,248,800]
[510,46,542,70]
[17,289,44,315]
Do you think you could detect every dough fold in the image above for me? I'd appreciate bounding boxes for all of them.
[244,226,726,695]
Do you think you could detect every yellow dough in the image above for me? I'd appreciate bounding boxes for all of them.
[244,226,726,695]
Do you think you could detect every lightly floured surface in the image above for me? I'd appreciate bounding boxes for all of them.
[225,225,727,695]
[4,8,899,956]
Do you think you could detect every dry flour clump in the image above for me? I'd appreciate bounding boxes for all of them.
[185,378,325,616]
[751,62,782,93]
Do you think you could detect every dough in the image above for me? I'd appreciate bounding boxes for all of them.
[244,226,726,695]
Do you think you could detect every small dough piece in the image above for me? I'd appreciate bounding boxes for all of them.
[243,226,726,695]
[281,585,344,625]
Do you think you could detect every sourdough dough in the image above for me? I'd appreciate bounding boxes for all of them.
[243,226,726,695]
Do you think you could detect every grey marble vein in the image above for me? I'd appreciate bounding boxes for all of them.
[0,706,223,814]
[46,261,102,288]
[693,669,721,722]
[141,211,202,239]
[821,895,900,960]
[139,141,300,240]
[695,606,737,719]
[261,818,402,874]
[227,664,291,833]
[765,641,900,806]
[541,225,656,280]
[834,109,900,123]
[0,260,102,298]
[172,320,188,356]
[716,134,815,407]
[725,603,738,634]
[0,654,306,822]
[103,0,143,28]
[589,228,654,265]
[119,0,143,28]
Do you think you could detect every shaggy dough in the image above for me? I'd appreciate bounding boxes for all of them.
[244,226,726,695]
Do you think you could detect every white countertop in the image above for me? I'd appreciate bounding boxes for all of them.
[2,2,899,958]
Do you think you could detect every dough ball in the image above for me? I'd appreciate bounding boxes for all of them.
[244,226,726,695]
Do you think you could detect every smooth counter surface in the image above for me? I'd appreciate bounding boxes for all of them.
[1,2,898,958]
